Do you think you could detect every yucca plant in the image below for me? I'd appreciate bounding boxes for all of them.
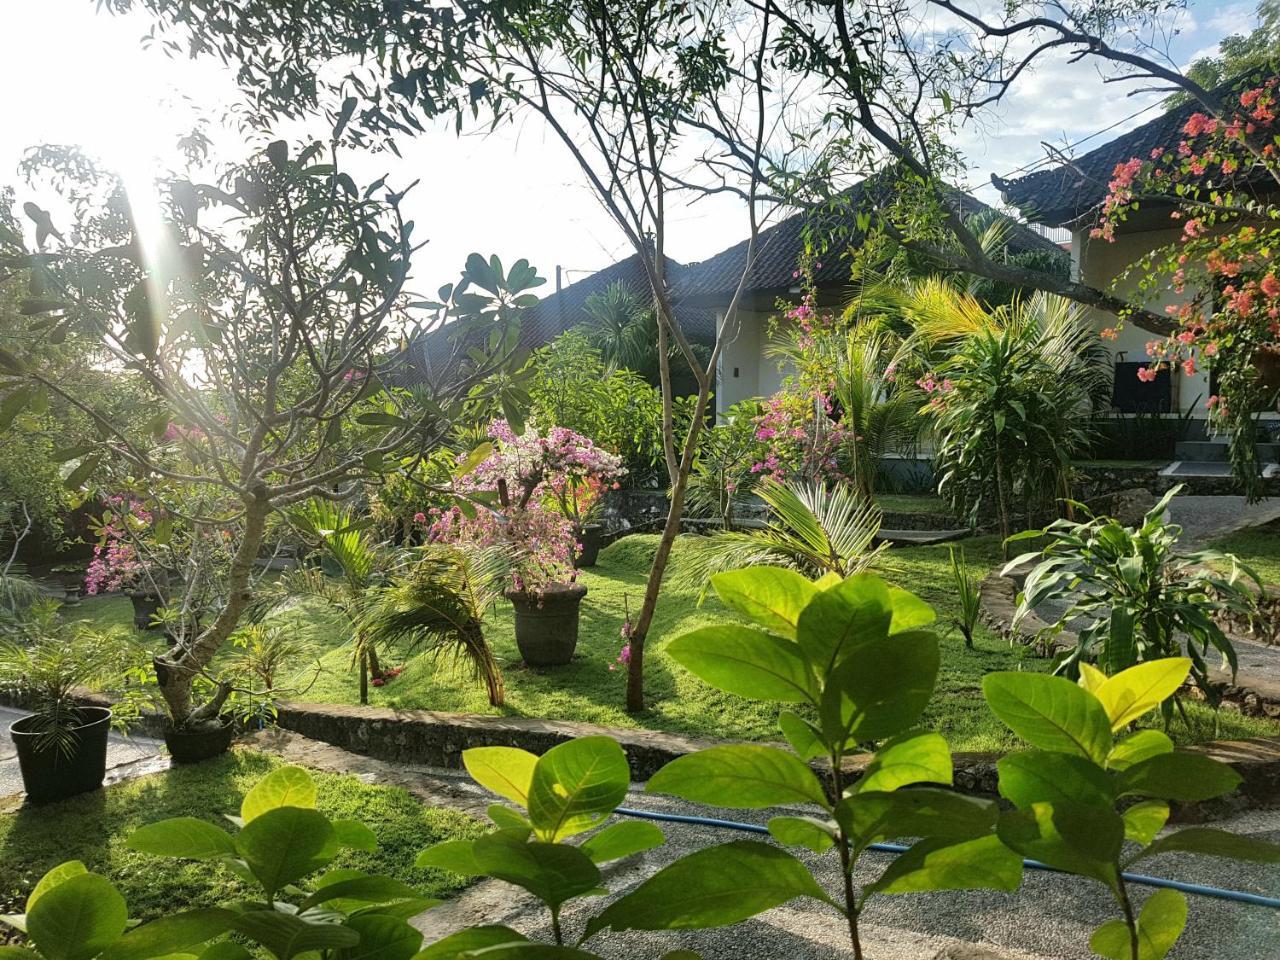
[361,544,510,706]
[684,477,885,595]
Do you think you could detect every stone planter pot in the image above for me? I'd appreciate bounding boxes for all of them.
[505,582,588,667]
[575,523,606,567]
[1257,344,1280,394]
[164,717,234,764]
[129,593,166,631]
[9,706,112,805]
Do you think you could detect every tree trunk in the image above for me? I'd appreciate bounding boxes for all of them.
[359,658,369,705]
[156,492,269,727]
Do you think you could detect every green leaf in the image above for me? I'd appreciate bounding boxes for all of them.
[27,862,87,911]
[334,916,422,960]
[463,747,539,808]
[416,926,528,959]
[1107,730,1174,771]
[234,807,336,898]
[126,818,237,860]
[997,802,1122,887]
[63,455,102,491]
[666,625,817,703]
[241,766,317,823]
[332,820,378,852]
[1095,659,1191,732]
[0,386,33,432]
[767,816,836,853]
[228,910,360,960]
[795,573,892,674]
[196,943,251,960]
[646,745,828,809]
[868,834,1023,895]
[527,737,630,841]
[982,673,1112,763]
[1131,827,1280,865]
[885,587,936,633]
[99,909,234,960]
[819,630,939,749]
[26,873,128,960]
[1122,800,1170,846]
[1117,752,1242,802]
[709,568,818,640]
[836,789,998,850]
[586,841,829,937]
[579,821,664,863]
[486,805,532,831]
[1090,888,1186,960]
[996,750,1114,810]
[777,711,826,761]
[299,873,421,911]
[855,731,952,793]
[415,840,482,876]
[471,830,601,910]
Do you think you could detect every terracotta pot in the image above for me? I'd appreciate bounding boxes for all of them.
[9,706,112,804]
[505,582,588,667]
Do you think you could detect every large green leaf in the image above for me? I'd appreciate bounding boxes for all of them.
[99,909,235,960]
[1122,800,1170,846]
[416,926,528,959]
[996,750,1114,810]
[1094,659,1191,733]
[1117,752,1242,802]
[819,630,938,748]
[1106,730,1174,771]
[241,766,318,823]
[885,587,936,633]
[776,711,826,761]
[766,816,837,853]
[527,737,630,841]
[982,673,1112,763]
[334,916,422,960]
[331,820,379,852]
[299,873,422,911]
[795,573,892,674]
[235,807,336,898]
[709,568,818,639]
[666,626,817,703]
[229,910,360,960]
[855,731,952,793]
[997,802,1122,887]
[1090,888,1187,960]
[415,840,482,876]
[26,874,128,960]
[868,834,1022,895]
[471,831,601,910]
[836,789,998,850]
[26,862,87,911]
[1130,827,1280,865]
[463,747,539,808]
[646,745,828,809]
[126,818,236,860]
[586,841,830,937]
[579,821,665,864]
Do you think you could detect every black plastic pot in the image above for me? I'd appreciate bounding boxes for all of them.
[575,523,606,568]
[164,718,235,764]
[129,593,165,631]
[506,583,588,667]
[9,706,112,805]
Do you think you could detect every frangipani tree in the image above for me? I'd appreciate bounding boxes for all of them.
[0,141,538,729]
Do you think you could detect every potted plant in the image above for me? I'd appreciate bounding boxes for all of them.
[0,599,149,803]
[425,420,622,666]
[84,495,172,630]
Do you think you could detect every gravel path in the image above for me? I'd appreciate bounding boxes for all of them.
[1166,495,1280,549]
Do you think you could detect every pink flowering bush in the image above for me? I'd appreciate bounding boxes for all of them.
[1093,79,1280,496]
[425,420,625,592]
[749,389,850,485]
[84,495,160,595]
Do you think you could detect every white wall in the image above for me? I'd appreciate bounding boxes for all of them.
[715,307,793,414]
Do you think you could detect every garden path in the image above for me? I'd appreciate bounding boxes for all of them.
[1167,495,1280,549]
[0,706,167,804]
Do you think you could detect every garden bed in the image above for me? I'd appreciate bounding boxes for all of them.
[0,748,482,923]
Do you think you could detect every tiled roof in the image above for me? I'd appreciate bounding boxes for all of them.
[674,184,1065,299]
[994,74,1277,227]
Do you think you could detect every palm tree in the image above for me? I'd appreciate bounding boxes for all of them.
[683,478,885,596]
[361,544,509,706]
[579,282,655,374]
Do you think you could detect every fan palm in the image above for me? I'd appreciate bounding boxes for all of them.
[579,281,656,374]
[683,478,886,595]
[361,544,510,706]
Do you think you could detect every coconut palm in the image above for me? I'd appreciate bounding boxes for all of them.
[683,478,886,595]
[579,281,655,374]
[361,544,510,706]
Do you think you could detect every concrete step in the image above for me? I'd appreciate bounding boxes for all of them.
[1174,440,1280,462]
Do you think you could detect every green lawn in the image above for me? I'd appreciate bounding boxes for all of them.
[75,533,1278,754]
[875,494,951,516]
[0,749,482,922]
[1214,517,1280,585]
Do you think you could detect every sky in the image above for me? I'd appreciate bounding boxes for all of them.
[0,0,1261,295]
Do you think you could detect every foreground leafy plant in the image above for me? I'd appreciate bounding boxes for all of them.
[417,736,672,959]
[1007,485,1260,710]
[588,568,1021,959]
[984,658,1280,960]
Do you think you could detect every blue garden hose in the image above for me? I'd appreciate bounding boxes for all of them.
[614,806,1280,911]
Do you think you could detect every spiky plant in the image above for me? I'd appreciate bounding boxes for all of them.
[361,544,510,706]
[684,478,885,596]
